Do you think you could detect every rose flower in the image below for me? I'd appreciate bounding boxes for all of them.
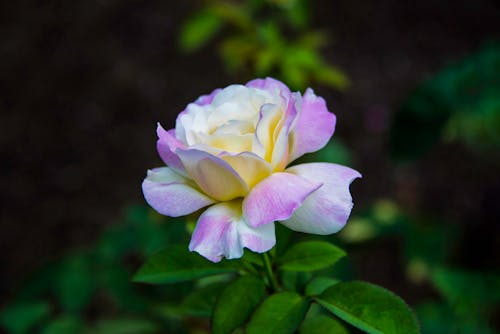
[142,78,361,262]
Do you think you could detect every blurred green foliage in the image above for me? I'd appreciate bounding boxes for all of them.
[2,20,499,334]
[3,125,498,333]
[390,43,500,160]
[339,200,500,334]
[0,207,194,333]
[179,0,349,91]
[385,44,500,332]
[1,205,421,334]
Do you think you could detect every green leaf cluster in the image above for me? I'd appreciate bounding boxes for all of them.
[342,200,500,333]
[391,43,500,160]
[1,205,422,334]
[133,240,419,334]
[416,268,500,334]
[178,0,349,91]
[0,206,188,333]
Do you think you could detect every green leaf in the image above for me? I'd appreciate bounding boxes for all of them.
[305,277,340,296]
[246,292,309,334]
[281,59,307,90]
[281,271,313,292]
[274,223,293,256]
[390,43,500,159]
[297,31,327,50]
[255,49,278,75]
[240,249,263,267]
[0,301,50,334]
[133,246,237,284]
[219,36,257,72]
[277,241,346,272]
[14,261,59,301]
[257,22,284,46]
[284,0,310,29]
[212,275,266,334]
[431,268,500,311]
[181,282,226,317]
[314,65,350,90]
[317,281,420,334]
[179,10,223,52]
[209,2,252,31]
[299,314,349,334]
[416,302,456,334]
[99,265,147,312]
[416,302,495,334]
[41,315,84,334]
[89,318,159,334]
[55,254,95,312]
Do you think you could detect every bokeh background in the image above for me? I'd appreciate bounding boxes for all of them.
[1,0,499,333]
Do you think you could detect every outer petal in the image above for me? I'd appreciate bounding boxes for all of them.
[156,124,186,174]
[142,167,215,217]
[194,88,222,106]
[289,88,336,162]
[176,148,248,201]
[174,88,221,145]
[282,163,361,234]
[246,77,291,96]
[189,200,276,262]
[243,172,321,228]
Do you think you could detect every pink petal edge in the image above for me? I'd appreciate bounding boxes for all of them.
[156,123,186,174]
[282,162,361,234]
[142,167,215,217]
[189,201,276,262]
[289,88,336,162]
[243,172,322,228]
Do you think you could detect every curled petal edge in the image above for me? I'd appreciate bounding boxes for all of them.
[281,162,362,234]
[189,201,276,262]
[243,172,322,228]
[142,167,215,217]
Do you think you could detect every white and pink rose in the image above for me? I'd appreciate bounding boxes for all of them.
[142,78,361,262]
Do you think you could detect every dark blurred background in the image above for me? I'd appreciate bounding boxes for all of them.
[1,0,499,333]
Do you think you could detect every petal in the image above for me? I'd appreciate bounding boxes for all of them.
[175,103,210,146]
[282,163,361,234]
[219,151,272,188]
[174,88,221,137]
[253,103,283,160]
[289,88,336,162]
[156,124,187,174]
[142,167,215,217]
[176,148,248,201]
[194,88,222,106]
[270,92,300,170]
[189,200,276,262]
[246,77,291,96]
[270,126,290,171]
[204,132,253,153]
[243,172,321,228]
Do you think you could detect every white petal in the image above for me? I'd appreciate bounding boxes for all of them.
[282,163,361,234]
[189,201,276,262]
[142,167,215,217]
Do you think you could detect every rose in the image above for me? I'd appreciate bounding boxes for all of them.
[142,78,361,262]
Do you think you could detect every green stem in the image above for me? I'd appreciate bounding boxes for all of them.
[241,261,259,276]
[262,252,279,291]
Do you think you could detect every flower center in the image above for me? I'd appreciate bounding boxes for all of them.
[176,85,283,155]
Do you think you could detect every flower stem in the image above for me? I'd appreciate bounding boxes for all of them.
[262,252,279,291]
